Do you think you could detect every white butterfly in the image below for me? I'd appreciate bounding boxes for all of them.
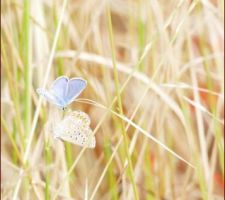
[53,111,96,148]
[37,76,87,109]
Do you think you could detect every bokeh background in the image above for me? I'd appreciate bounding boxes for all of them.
[1,0,224,199]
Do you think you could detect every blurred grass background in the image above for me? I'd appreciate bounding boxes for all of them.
[1,0,224,199]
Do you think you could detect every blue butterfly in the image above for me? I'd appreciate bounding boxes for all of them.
[37,76,87,110]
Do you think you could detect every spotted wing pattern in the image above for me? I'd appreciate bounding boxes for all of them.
[53,111,95,148]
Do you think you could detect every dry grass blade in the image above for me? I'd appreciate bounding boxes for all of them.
[1,0,223,199]
[11,0,68,198]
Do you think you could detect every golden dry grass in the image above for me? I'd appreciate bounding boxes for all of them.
[1,0,224,199]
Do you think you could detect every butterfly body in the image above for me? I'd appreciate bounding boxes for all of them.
[37,76,87,109]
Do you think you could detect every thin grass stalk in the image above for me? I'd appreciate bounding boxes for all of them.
[150,0,199,81]
[44,134,52,200]
[214,118,224,175]
[12,0,68,198]
[106,4,139,200]
[1,117,22,163]
[22,0,32,139]
[90,91,150,200]
[137,1,146,72]
[103,141,119,200]
[198,32,224,176]
[1,39,25,151]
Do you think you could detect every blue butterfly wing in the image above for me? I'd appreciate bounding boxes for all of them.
[36,88,63,107]
[65,78,87,104]
[50,76,69,100]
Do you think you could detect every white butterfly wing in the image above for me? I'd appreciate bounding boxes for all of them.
[69,110,91,126]
[58,127,95,148]
[53,111,95,148]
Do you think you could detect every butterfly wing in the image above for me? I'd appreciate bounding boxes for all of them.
[37,76,69,108]
[36,88,63,107]
[65,78,87,104]
[53,111,95,148]
[58,127,95,148]
[69,110,91,126]
[50,76,69,100]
